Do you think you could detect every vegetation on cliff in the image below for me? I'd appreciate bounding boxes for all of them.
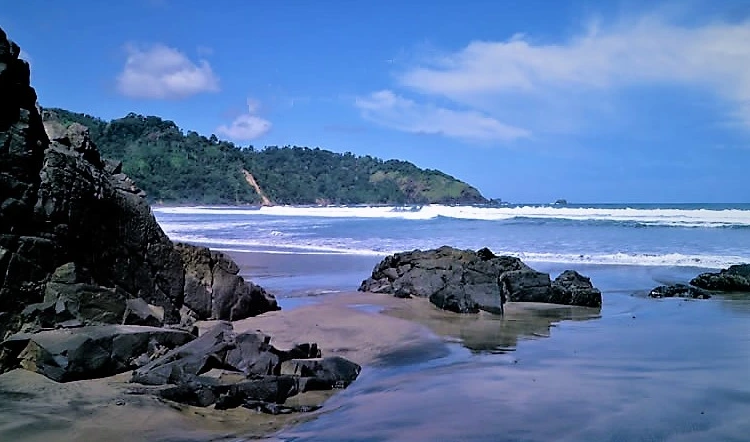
[43,109,487,205]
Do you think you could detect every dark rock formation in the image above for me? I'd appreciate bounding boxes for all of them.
[550,270,603,307]
[690,264,750,293]
[0,26,277,346]
[131,322,360,411]
[0,27,353,418]
[359,246,602,312]
[176,243,279,321]
[0,325,194,382]
[649,284,712,299]
[280,356,361,389]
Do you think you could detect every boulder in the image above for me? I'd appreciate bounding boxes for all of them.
[500,269,554,303]
[649,284,712,299]
[690,264,750,293]
[359,246,601,312]
[279,356,361,390]
[0,325,194,382]
[550,270,603,307]
[123,298,165,327]
[175,243,279,321]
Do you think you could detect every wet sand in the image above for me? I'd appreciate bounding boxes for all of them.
[0,286,591,442]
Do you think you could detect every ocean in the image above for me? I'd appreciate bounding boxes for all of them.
[153,204,750,441]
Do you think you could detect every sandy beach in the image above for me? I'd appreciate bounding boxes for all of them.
[4,249,748,442]
[0,276,594,442]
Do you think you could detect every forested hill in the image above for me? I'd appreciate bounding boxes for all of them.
[42,109,487,206]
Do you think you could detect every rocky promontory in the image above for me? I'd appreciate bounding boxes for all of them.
[0,26,360,415]
[359,246,602,312]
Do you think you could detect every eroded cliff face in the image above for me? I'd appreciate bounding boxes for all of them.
[0,27,277,341]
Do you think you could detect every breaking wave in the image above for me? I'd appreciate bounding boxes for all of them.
[154,205,750,228]
[160,233,746,269]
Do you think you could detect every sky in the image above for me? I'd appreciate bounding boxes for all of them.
[3,0,750,203]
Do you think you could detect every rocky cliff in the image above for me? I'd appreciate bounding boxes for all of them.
[0,27,277,344]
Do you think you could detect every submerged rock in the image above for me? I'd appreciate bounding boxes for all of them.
[649,284,712,299]
[690,264,750,293]
[359,246,602,313]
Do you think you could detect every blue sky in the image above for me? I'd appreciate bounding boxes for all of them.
[3,0,750,203]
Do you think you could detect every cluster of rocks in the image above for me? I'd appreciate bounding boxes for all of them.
[359,246,602,313]
[0,321,360,412]
[649,264,750,299]
[0,26,364,414]
[132,322,360,411]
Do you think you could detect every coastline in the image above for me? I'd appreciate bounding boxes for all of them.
[0,248,603,442]
[0,292,438,442]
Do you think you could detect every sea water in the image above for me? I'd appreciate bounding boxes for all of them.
[153,204,750,442]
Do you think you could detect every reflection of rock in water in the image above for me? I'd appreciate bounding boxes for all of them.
[382,299,600,353]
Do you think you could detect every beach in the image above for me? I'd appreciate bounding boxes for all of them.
[4,203,750,441]
[0,250,613,442]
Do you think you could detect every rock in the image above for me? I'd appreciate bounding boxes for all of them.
[175,243,279,321]
[132,323,288,386]
[649,284,712,299]
[0,26,278,347]
[690,264,750,293]
[0,26,356,418]
[359,246,601,312]
[131,322,236,386]
[133,322,360,409]
[0,325,194,382]
[279,356,361,390]
[551,270,603,307]
[123,298,165,327]
[213,376,299,409]
[500,269,553,303]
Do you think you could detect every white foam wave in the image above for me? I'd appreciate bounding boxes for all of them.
[163,233,746,269]
[153,205,750,227]
[507,251,746,269]
[168,234,387,256]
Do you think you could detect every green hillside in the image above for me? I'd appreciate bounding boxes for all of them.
[43,109,487,206]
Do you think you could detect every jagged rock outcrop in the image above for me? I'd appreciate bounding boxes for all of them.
[0,27,278,346]
[176,243,279,321]
[690,264,750,293]
[359,246,602,312]
[0,325,194,382]
[131,322,361,410]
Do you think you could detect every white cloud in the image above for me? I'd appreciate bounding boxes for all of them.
[216,98,272,141]
[116,44,219,99]
[355,90,530,142]
[398,16,750,128]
